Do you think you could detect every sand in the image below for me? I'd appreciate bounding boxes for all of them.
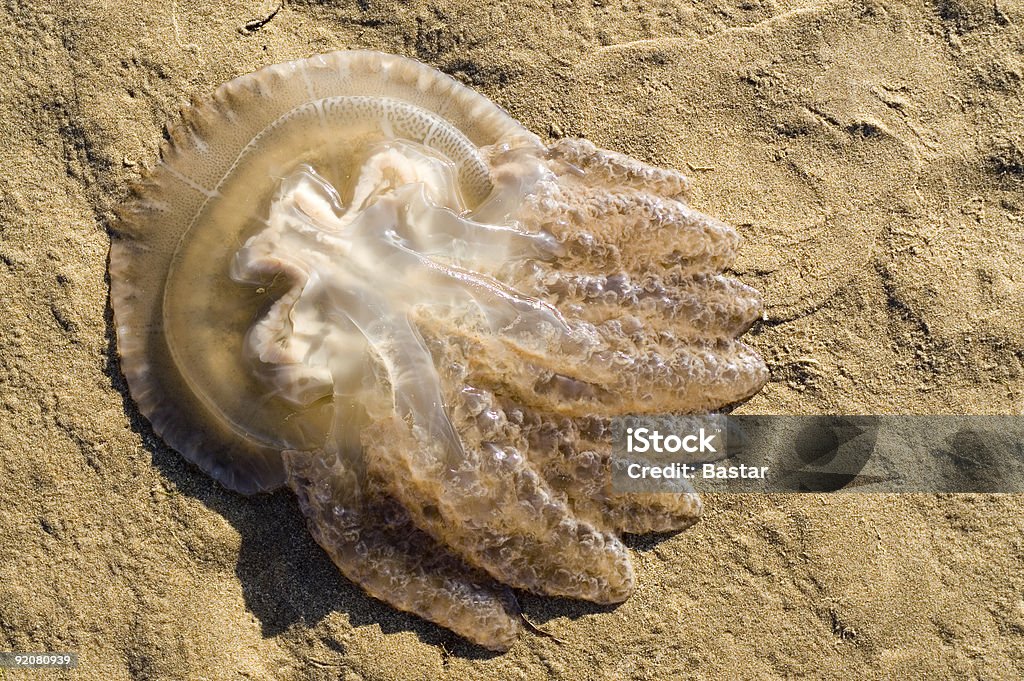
[1,0,1022,678]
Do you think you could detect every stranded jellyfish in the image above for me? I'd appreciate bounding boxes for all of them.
[109,50,767,650]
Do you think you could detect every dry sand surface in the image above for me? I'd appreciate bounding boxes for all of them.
[2,0,1023,678]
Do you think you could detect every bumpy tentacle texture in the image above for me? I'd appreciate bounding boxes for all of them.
[109,51,766,651]
[231,138,765,646]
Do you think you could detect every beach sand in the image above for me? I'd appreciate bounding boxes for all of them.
[1,0,1022,678]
